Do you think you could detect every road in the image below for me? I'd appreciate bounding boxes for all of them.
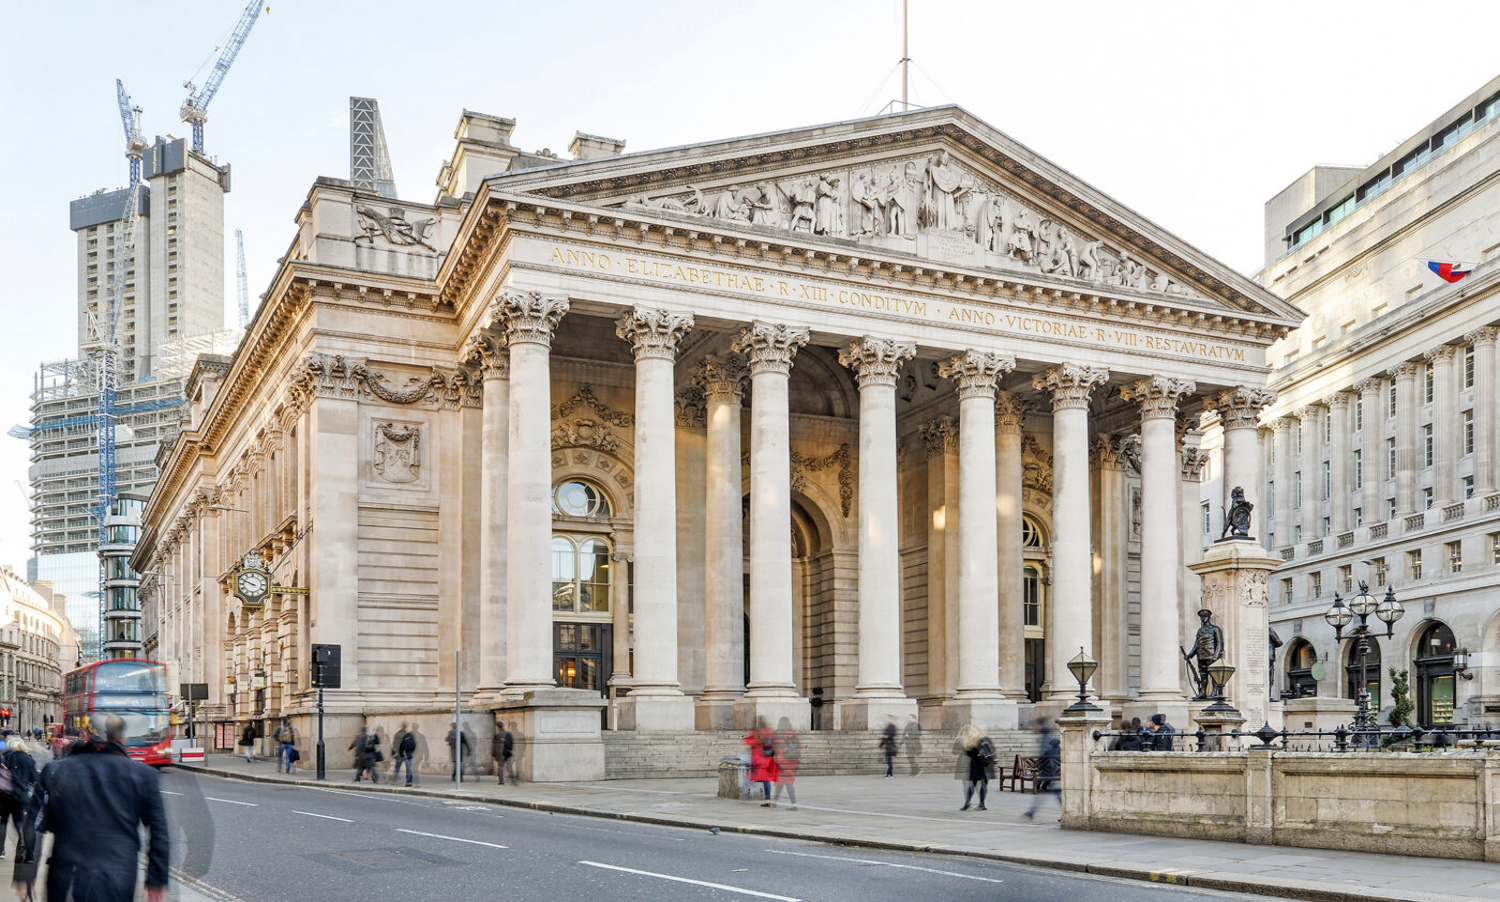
[158,769,1265,902]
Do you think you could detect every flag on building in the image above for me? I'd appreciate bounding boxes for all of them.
[1426,260,1476,283]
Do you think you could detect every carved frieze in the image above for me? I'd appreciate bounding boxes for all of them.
[791,443,853,518]
[290,353,482,409]
[552,386,633,427]
[1022,434,1055,493]
[355,205,438,251]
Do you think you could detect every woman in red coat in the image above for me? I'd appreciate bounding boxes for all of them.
[744,717,779,806]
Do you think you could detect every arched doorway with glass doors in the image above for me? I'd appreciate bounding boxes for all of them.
[1283,639,1318,698]
[1021,513,1048,703]
[1415,621,1457,729]
[1345,636,1381,709]
[550,478,622,698]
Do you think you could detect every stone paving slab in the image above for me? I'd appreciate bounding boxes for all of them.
[185,755,1500,902]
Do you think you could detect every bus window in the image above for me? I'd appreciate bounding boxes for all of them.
[92,662,165,693]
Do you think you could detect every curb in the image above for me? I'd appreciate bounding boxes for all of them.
[177,765,1450,902]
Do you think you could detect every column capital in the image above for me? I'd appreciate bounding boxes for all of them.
[1210,386,1276,430]
[1389,360,1422,380]
[1425,343,1461,363]
[1091,434,1130,470]
[995,391,1025,434]
[731,321,810,375]
[1294,405,1319,422]
[1033,363,1108,411]
[1466,326,1500,347]
[1121,375,1196,421]
[1354,376,1383,396]
[617,306,694,361]
[920,415,958,458]
[1272,415,1297,432]
[460,330,509,380]
[693,354,749,402]
[838,336,916,388]
[939,350,1015,400]
[1181,445,1209,481]
[1323,390,1352,410]
[499,290,569,347]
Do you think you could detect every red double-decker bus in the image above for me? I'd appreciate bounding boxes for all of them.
[57,659,173,766]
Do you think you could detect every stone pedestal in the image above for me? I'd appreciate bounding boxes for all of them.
[1057,706,1112,830]
[841,696,918,731]
[941,697,1019,732]
[1188,539,1281,730]
[1191,703,1247,751]
[695,696,738,731]
[733,696,810,732]
[617,694,695,732]
[493,688,606,782]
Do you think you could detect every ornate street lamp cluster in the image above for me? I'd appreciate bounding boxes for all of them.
[1324,580,1405,736]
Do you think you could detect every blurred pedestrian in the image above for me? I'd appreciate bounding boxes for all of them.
[446,721,473,780]
[349,728,379,783]
[772,717,800,810]
[237,722,256,763]
[273,718,297,773]
[1025,736,1062,819]
[493,722,514,785]
[743,717,778,806]
[391,722,416,787]
[879,716,898,777]
[956,724,995,811]
[1111,716,1145,751]
[902,713,922,776]
[15,714,169,902]
[1149,713,1176,751]
[0,739,37,861]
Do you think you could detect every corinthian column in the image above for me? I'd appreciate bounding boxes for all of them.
[1034,363,1108,706]
[1429,345,1460,505]
[464,330,509,700]
[1392,361,1421,517]
[616,307,695,730]
[1355,378,1383,522]
[1122,376,1195,708]
[731,321,811,731]
[1327,392,1352,533]
[934,350,1017,730]
[1467,328,1499,495]
[694,355,748,730]
[839,337,919,729]
[1297,406,1320,540]
[995,392,1026,699]
[1271,416,1295,546]
[1210,387,1274,546]
[500,290,568,692]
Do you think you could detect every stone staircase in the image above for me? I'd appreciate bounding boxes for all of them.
[602,729,1037,779]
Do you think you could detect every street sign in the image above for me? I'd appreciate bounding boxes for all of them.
[180,682,209,701]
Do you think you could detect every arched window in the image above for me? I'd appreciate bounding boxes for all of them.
[1023,563,1045,704]
[1416,621,1457,728]
[1284,639,1318,699]
[553,480,611,518]
[550,536,612,615]
[1021,515,1045,548]
[1345,638,1381,703]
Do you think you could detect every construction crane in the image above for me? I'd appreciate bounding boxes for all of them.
[235,229,249,327]
[180,0,264,154]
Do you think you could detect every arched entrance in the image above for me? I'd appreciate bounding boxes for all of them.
[1415,621,1457,728]
[1021,513,1048,703]
[550,478,617,696]
[1345,637,1381,705]
[1283,639,1317,698]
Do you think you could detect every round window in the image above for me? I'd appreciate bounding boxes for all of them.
[553,480,610,517]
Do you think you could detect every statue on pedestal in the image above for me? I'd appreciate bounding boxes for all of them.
[1181,608,1224,700]
[1220,485,1253,540]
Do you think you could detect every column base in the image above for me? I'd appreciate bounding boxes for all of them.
[492,688,606,782]
[617,693,695,731]
[733,695,809,732]
[695,694,741,730]
[941,696,1020,732]
[840,695,918,731]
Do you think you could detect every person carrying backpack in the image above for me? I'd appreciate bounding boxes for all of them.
[349,729,378,783]
[391,723,417,787]
[957,725,996,811]
[0,739,35,860]
[273,719,297,774]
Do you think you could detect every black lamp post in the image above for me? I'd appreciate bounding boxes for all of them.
[1325,581,1404,737]
[1065,647,1100,713]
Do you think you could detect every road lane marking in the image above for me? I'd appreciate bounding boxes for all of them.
[160,790,183,796]
[293,810,352,822]
[395,828,507,849]
[579,861,801,901]
[765,848,1006,884]
[205,797,257,806]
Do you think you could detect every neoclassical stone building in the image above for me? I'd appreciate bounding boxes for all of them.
[134,106,1300,771]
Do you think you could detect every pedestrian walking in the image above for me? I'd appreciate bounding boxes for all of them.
[902,713,922,776]
[273,718,297,773]
[350,728,379,783]
[772,717,800,810]
[237,722,256,762]
[743,717,779,806]
[391,722,417,786]
[0,739,38,861]
[1148,713,1176,751]
[1025,733,1062,820]
[446,721,472,780]
[15,714,169,902]
[956,724,996,811]
[493,721,514,785]
[1111,716,1145,750]
[879,715,899,777]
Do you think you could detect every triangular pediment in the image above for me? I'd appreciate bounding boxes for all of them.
[483,106,1304,327]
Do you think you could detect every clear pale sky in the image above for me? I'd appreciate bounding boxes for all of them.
[0,0,1496,573]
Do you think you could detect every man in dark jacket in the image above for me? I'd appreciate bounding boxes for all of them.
[493,722,514,785]
[1149,713,1176,751]
[16,714,169,901]
[0,739,39,859]
[349,729,378,783]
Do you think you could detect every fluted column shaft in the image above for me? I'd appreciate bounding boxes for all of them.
[1124,376,1194,701]
[1357,380,1383,521]
[1327,393,1351,533]
[1272,418,1294,546]
[733,322,809,700]
[466,333,509,695]
[1470,329,1499,495]
[501,291,568,691]
[941,351,1015,698]
[618,307,694,696]
[841,338,916,698]
[697,357,748,708]
[1430,346,1460,505]
[1393,362,1421,517]
[995,394,1026,698]
[1035,364,1108,700]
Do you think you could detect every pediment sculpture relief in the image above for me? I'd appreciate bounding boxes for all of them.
[617,151,1195,298]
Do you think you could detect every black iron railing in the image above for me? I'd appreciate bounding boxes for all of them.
[1090,725,1500,753]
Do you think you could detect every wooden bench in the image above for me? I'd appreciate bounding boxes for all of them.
[999,755,1043,793]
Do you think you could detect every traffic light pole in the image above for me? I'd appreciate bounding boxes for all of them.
[315,660,326,781]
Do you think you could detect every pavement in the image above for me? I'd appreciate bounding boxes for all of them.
[182,754,1500,902]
